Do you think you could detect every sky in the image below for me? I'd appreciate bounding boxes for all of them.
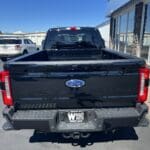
[0,0,128,33]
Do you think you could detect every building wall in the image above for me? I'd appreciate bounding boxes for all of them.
[97,21,110,48]
[109,0,150,64]
[24,32,46,48]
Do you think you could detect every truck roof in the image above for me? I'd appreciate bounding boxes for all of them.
[48,27,97,31]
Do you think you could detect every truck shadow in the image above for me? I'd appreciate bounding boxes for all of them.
[29,127,138,147]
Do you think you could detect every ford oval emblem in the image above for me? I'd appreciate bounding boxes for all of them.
[65,79,85,88]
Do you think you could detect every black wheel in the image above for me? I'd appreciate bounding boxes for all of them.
[23,50,28,55]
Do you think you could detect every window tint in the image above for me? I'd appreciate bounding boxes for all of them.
[142,3,150,63]
[0,39,21,44]
[113,16,120,50]
[119,13,128,52]
[28,39,34,44]
[114,16,121,50]
[24,39,30,44]
[44,28,104,50]
[126,10,135,55]
[113,9,135,55]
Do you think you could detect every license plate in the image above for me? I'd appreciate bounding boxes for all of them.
[67,111,84,123]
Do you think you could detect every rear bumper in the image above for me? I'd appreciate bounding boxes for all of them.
[0,53,21,58]
[3,104,149,132]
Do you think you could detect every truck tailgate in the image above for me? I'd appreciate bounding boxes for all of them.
[6,61,141,109]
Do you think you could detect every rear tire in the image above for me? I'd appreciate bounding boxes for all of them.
[23,50,28,55]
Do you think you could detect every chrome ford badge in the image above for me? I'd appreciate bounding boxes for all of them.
[65,79,85,88]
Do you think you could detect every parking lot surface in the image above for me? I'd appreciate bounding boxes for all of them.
[0,61,150,150]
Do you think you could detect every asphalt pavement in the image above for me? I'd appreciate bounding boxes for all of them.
[0,60,150,150]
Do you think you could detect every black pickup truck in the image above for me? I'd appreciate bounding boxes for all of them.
[0,27,150,139]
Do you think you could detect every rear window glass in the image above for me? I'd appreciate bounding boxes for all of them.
[0,39,22,44]
[44,28,104,50]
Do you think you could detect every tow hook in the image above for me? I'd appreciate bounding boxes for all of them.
[72,132,80,139]
[62,133,71,139]
[62,132,91,139]
[81,133,90,138]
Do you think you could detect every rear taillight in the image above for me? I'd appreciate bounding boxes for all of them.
[138,67,150,103]
[15,44,21,50]
[0,71,13,106]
